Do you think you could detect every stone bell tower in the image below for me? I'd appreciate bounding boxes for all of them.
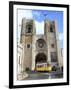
[44,20,62,67]
[20,18,35,71]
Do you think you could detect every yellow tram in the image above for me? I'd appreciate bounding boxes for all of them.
[36,63,52,72]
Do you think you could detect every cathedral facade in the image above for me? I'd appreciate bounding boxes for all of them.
[19,18,63,72]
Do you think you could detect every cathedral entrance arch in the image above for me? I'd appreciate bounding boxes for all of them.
[35,53,47,70]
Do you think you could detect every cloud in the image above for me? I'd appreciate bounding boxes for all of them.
[35,21,44,34]
[59,33,63,41]
[32,10,48,22]
[58,32,63,48]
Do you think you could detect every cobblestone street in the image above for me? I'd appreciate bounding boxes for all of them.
[22,71,63,80]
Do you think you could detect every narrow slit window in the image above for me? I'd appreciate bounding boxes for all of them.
[27,44,30,48]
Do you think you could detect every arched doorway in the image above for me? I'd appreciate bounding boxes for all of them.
[35,53,47,70]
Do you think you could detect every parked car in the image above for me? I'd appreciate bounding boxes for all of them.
[52,65,61,71]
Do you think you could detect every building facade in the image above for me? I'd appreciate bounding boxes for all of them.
[17,43,23,74]
[20,18,63,71]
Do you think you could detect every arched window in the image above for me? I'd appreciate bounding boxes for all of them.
[50,25,54,32]
[26,24,32,33]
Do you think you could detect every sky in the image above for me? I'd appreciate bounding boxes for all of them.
[17,9,63,48]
